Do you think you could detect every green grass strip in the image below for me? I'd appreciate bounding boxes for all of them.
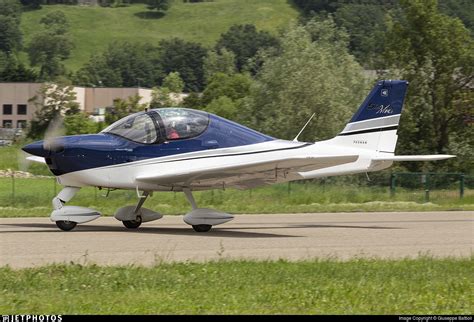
[1,257,473,314]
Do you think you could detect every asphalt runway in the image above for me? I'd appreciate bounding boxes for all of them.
[1,211,472,268]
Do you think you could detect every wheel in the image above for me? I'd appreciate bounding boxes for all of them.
[123,216,142,229]
[192,224,212,232]
[56,220,77,231]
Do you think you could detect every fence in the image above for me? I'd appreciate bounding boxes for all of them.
[390,172,469,202]
[1,171,472,211]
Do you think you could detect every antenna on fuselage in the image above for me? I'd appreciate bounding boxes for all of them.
[293,113,316,142]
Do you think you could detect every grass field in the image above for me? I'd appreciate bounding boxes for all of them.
[1,176,473,217]
[0,145,51,176]
[1,257,472,314]
[20,0,299,71]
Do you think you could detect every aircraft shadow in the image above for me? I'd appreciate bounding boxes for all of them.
[0,223,296,238]
[0,222,402,238]
[223,224,404,230]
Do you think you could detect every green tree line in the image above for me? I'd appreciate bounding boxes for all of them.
[0,0,472,174]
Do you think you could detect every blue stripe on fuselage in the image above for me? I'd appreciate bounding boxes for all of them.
[45,114,275,175]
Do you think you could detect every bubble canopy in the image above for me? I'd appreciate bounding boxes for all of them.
[101,108,210,144]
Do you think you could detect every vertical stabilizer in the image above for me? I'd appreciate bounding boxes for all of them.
[331,80,409,153]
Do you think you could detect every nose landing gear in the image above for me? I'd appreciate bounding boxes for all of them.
[50,186,101,231]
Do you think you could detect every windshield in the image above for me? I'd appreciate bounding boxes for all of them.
[101,108,209,143]
[102,113,158,144]
[157,108,209,140]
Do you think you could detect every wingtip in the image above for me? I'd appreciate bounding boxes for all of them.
[26,156,46,164]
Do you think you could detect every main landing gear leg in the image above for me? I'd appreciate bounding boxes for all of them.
[122,192,149,229]
[51,186,101,231]
[114,191,163,229]
[182,188,234,232]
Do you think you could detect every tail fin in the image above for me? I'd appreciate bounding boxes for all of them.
[330,80,409,153]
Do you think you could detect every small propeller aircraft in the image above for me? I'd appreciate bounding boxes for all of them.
[23,80,454,232]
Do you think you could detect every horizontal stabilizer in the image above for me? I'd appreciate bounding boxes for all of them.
[373,155,455,161]
[26,156,46,164]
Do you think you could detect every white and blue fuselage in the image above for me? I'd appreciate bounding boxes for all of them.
[22,80,454,232]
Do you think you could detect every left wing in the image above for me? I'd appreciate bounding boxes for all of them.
[136,155,358,189]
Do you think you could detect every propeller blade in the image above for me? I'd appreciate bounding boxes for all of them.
[17,149,32,172]
[43,114,66,152]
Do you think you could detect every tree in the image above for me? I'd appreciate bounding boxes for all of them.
[0,0,22,20]
[27,30,74,80]
[39,11,69,35]
[216,24,279,72]
[198,72,253,123]
[201,72,252,106]
[0,55,37,81]
[158,38,207,92]
[146,0,169,13]
[19,0,41,9]
[385,0,474,171]
[162,72,184,93]
[27,11,74,80]
[0,15,22,53]
[333,4,387,68]
[245,18,367,142]
[64,113,98,135]
[27,82,80,139]
[74,53,122,87]
[203,49,236,83]
[149,87,173,108]
[292,0,398,16]
[105,94,147,125]
[75,42,162,88]
[291,0,339,15]
[0,0,22,55]
[204,96,238,121]
[438,0,474,34]
[182,92,203,109]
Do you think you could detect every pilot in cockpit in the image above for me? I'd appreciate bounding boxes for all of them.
[166,121,180,139]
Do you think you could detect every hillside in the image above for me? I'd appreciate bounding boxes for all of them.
[20,0,299,71]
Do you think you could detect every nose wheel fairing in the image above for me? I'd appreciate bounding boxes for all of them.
[50,187,101,229]
[51,206,101,224]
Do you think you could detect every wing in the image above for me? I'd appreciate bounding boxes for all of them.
[136,155,359,190]
[26,156,46,164]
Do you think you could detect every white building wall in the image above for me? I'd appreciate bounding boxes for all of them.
[73,87,86,111]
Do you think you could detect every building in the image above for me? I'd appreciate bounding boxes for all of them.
[0,82,156,129]
[0,82,42,129]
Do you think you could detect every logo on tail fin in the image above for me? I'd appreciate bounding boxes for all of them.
[376,105,393,114]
